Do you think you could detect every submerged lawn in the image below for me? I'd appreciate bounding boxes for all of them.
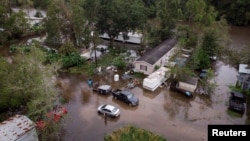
[104,125,166,141]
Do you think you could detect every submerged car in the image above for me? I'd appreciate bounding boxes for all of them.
[93,84,112,94]
[97,104,120,117]
[229,91,246,114]
[112,89,139,106]
[199,69,208,79]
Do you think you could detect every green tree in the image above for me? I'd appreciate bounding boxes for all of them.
[70,0,88,47]
[210,0,250,26]
[156,0,181,40]
[5,10,29,37]
[0,45,62,140]
[0,45,60,114]
[17,0,33,13]
[185,0,206,26]
[45,0,89,48]
[197,49,210,69]
[83,0,99,24]
[95,0,147,47]
[182,27,222,71]
[170,65,194,81]
[187,45,200,70]
[59,40,85,68]
[0,0,11,26]
[142,0,158,18]
[33,0,49,9]
[45,0,62,46]
[201,30,218,57]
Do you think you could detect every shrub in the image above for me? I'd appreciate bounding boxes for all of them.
[104,125,166,141]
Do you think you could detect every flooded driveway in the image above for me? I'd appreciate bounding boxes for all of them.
[58,61,247,141]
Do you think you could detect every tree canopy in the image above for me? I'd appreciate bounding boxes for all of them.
[95,0,147,47]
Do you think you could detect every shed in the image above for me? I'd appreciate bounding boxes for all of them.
[237,64,250,91]
[0,115,38,141]
[133,38,177,75]
[177,77,198,93]
[239,64,250,74]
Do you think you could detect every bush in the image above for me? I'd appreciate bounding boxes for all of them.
[112,56,126,70]
[45,52,60,63]
[61,52,85,68]
[104,125,166,141]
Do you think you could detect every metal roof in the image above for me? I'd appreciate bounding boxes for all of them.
[0,115,35,141]
[136,38,177,65]
[180,76,198,85]
[239,64,250,74]
[231,91,245,99]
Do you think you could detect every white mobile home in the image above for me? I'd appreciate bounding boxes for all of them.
[133,38,177,75]
[0,115,39,141]
[99,32,142,44]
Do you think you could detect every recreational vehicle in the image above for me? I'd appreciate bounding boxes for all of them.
[143,67,170,91]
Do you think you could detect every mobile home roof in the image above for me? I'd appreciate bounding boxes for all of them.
[0,115,35,141]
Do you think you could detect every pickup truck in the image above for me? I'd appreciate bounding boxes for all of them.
[112,89,139,106]
[229,91,246,114]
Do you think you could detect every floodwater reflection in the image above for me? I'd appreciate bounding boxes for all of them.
[59,61,247,141]
[0,25,249,141]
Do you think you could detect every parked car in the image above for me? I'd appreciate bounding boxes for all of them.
[93,84,112,94]
[199,69,208,79]
[112,89,139,106]
[229,91,246,114]
[170,80,193,98]
[97,104,120,117]
[209,56,217,61]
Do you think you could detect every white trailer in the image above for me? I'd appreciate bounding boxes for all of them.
[143,67,170,91]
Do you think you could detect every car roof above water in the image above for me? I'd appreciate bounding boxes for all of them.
[231,91,245,99]
[103,104,116,110]
[98,85,111,90]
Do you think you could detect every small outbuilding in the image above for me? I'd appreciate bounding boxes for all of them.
[237,64,250,91]
[177,77,198,93]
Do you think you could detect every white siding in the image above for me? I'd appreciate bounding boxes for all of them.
[133,61,154,75]
[133,45,178,75]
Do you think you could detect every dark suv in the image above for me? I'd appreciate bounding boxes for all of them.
[229,91,246,114]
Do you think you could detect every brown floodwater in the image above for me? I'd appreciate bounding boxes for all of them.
[1,26,249,141]
[57,60,247,141]
[229,26,250,50]
[57,26,250,141]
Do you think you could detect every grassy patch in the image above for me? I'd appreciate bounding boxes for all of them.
[104,125,166,141]
[132,72,146,78]
[226,109,243,118]
[65,52,127,74]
